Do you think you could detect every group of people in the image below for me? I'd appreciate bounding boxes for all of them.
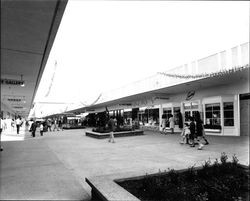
[28,120,44,137]
[180,116,209,150]
[160,112,209,150]
[28,118,64,137]
[46,119,63,132]
[0,116,24,134]
[160,114,175,134]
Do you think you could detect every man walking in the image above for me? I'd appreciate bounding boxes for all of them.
[30,119,37,138]
[15,116,22,134]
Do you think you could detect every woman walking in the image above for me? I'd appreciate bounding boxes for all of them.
[168,114,175,134]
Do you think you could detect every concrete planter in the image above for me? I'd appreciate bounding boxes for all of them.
[85,130,144,139]
[86,164,248,201]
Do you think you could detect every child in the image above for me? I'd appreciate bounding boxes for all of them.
[40,123,44,136]
[180,123,190,144]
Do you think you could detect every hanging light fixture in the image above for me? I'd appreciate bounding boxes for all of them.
[20,74,25,87]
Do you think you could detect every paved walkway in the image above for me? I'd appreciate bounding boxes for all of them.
[0,128,249,200]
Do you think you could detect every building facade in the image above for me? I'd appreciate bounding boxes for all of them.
[74,43,249,136]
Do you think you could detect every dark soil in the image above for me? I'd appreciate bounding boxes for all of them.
[117,155,249,201]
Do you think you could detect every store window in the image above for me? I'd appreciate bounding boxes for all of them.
[173,107,180,125]
[183,103,191,110]
[163,108,172,127]
[223,102,234,126]
[163,108,172,119]
[205,103,221,126]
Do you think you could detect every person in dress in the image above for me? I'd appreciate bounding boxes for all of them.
[168,114,175,134]
[180,123,190,144]
[195,114,209,150]
[40,122,44,136]
[160,114,167,134]
[108,117,115,143]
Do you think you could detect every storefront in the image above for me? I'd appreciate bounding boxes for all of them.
[68,43,249,136]
[157,82,246,136]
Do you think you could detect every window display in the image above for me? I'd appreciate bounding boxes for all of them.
[205,103,221,126]
[223,102,234,126]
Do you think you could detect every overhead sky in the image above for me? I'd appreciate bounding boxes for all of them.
[33,0,249,117]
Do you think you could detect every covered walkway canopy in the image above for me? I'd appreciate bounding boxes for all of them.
[1,0,68,119]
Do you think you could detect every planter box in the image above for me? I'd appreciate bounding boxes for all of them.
[86,164,249,201]
[85,130,144,139]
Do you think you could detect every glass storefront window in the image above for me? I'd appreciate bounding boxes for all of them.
[163,108,172,119]
[174,107,180,125]
[184,103,191,109]
[224,102,234,126]
[205,103,221,126]
[191,102,199,109]
[185,111,191,122]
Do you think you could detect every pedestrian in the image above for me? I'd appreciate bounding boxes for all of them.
[108,117,115,143]
[15,116,22,134]
[0,118,4,151]
[47,119,52,132]
[25,120,29,131]
[180,123,190,144]
[189,116,196,147]
[40,122,44,136]
[11,119,15,131]
[3,118,7,131]
[195,115,209,150]
[58,119,63,131]
[168,114,175,134]
[160,114,167,134]
[53,119,59,131]
[30,120,37,137]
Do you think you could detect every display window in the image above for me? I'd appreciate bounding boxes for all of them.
[205,103,221,126]
[173,107,180,125]
[163,108,172,119]
[223,102,234,126]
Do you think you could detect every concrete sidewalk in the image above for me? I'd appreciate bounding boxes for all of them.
[0,128,249,200]
[0,129,90,200]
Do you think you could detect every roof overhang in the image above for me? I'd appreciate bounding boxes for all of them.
[68,67,249,114]
[1,0,68,118]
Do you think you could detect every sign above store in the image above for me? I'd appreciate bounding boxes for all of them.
[186,91,195,100]
[1,78,24,86]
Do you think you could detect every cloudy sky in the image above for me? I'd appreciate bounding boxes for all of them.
[33,0,249,116]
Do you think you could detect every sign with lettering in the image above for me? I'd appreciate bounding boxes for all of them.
[186,91,195,100]
[1,79,24,86]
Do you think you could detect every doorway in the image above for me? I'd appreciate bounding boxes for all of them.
[183,101,200,122]
[240,94,250,136]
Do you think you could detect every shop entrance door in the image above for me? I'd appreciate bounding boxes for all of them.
[184,110,199,122]
[240,94,250,136]
[183,101,200,122]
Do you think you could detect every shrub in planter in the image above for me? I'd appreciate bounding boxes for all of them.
[117,153,249,201]
[92,127,111,133]
[115,127,132,132]
[92,126,133,133]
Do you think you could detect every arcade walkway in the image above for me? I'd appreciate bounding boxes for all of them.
[0,128,249,200]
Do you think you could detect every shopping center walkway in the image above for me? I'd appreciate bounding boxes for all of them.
[0,128,249,200]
